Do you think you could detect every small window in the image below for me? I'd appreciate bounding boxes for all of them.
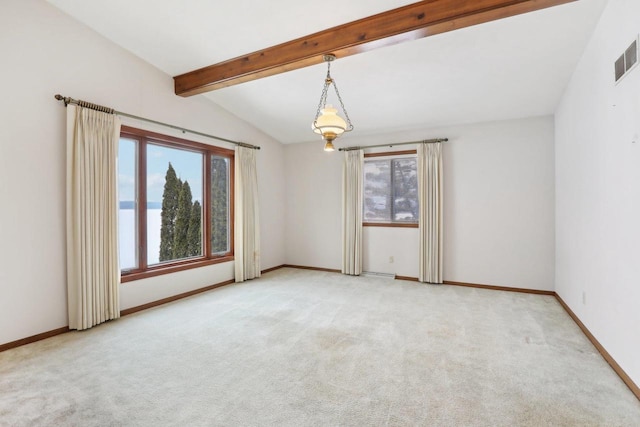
[615,38,638,82]
[363,154,418,226]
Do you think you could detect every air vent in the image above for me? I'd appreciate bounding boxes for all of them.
[361,271,396,280]
[615,38,638,83]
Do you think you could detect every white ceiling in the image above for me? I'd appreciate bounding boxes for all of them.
[48,0,608,145]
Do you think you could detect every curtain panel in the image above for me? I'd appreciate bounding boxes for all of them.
[66,105,121,330]
[417,142,443,284]
[234,146,261,282]
[342,149,363,275]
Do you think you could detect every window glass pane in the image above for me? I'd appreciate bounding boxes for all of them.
[211,156,230,254]
[625,40,637,72]
[364,160,391,222]
[147,144,203,265]
[363,156,419,224]
[392,158,418,222]
[118,138,138,270]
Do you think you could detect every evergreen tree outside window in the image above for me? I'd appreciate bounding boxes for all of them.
[159,163,180,261]
[172,180,196,260]
[187,201,202,256]
[211,156,229,254]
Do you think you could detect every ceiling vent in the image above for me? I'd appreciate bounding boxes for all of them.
[615,38,638,83]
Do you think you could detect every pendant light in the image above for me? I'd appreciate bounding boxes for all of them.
[311,54,354,151]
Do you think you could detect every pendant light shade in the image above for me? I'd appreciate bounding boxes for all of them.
[311,55,353,151]
[312,105,347,136]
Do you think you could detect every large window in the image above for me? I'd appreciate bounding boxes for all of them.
[118,126,234,282]
[363,152,418,226]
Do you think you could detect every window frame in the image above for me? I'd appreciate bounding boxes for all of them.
[363,150,419,228]
[119,126,235,283]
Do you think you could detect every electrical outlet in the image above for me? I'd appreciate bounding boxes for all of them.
[389,256,394,264]
[582,291,586,305]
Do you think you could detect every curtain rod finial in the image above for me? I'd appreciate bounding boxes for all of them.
[54,94,70,106]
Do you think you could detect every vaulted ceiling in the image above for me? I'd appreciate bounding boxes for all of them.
[48,0,607,145]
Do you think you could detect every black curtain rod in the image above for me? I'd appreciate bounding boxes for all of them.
[54,94,260,150]
[338,138,448,151]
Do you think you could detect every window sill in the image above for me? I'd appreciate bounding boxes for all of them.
[121,255,234,283]
[363,222,418,228]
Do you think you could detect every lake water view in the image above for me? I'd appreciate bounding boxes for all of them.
[118,208,161,269]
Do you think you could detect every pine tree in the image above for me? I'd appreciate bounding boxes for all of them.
[187,201,202,256]
[173,180,193,259]
[211,157,228,254]
[159,163,181,262]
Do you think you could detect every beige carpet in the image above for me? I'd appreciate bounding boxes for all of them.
[1,268,639,426]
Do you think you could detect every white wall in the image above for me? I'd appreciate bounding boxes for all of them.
[285,116,555,290]
[0,0,285,345]
[555,0,640,387]
[284,143,343,270]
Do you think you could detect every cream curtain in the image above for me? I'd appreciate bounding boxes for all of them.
[234,146,261,282]
[66,105,121,330]
[342,150,363,275]
[417,142,443,284]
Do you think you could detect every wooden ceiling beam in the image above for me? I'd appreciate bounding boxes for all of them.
[174,0,576,97]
